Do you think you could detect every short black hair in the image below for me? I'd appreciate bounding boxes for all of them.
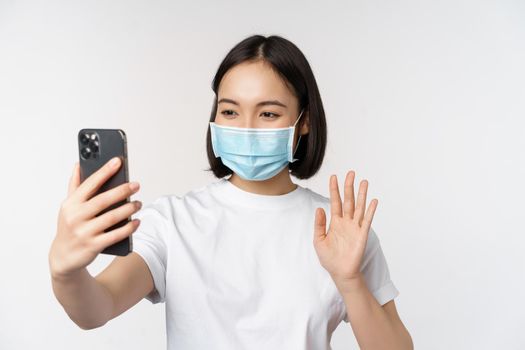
[205,34,327,180]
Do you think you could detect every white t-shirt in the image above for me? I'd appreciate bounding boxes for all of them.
[132,178,399,349]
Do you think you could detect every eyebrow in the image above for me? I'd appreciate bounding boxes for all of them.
[217,98,288,108]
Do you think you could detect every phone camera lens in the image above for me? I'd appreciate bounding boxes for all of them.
[90,140,99,152]
[80,133,90,145]
[80,147,92,159]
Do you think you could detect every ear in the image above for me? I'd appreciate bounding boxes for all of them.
[300,110,310,135]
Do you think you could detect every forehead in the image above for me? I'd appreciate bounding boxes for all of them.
[218,60,296,106]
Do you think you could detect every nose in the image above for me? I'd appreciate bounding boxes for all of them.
[239,115,263,129]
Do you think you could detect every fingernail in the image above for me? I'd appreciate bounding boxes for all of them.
[110,157,121,168]
[129,182,140,191]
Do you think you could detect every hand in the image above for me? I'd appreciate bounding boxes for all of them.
[313,170,378,286]
[48,158,142,280]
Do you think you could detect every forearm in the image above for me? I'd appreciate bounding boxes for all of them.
[335,274,412,350]
[50,268,114,330]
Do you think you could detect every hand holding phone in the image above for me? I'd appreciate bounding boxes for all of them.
[48,129,141,280]
[76,129,135,256]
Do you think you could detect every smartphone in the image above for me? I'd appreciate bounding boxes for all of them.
[77,128,133,256]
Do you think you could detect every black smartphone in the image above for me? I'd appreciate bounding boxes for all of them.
[77,128,133,256]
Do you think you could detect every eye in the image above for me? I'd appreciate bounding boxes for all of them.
[260,112,280,119]
[220,110,237,118]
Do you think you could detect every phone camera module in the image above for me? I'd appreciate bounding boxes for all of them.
[79,132,100,160]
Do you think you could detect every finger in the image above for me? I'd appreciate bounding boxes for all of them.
[313,207,327,244]
[67,162,81,197]
[362,198,378,233]
[329,174,343,217]
[73,157,122,202]
[343,170,356,219]
[83,181,140,219]
[354,179,368,224]
[85,200,142,236]
[92,218,140,253]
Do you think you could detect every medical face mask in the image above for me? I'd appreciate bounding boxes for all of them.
[209,109,304,181]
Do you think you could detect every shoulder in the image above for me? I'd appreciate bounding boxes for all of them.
[133,194,175,228]
[300,186,331,207]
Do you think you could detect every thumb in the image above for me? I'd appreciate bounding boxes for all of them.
[313,207,327,244]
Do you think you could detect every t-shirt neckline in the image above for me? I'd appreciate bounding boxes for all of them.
[216,177,306,209]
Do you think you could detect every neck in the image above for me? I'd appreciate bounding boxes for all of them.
[228,167,298,195]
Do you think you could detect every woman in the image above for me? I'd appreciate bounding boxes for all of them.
[49,35,413,349]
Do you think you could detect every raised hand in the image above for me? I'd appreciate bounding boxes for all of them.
[313,170,378,285]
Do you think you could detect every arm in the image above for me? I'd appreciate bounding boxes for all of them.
[336,274,413,349]
[49,159,150,330]
[313,171,412,349]
[50,252,154,330]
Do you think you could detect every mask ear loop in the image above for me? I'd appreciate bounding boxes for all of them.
[291,109,304,161]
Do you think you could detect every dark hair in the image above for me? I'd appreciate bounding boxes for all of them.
[205,34,327,180]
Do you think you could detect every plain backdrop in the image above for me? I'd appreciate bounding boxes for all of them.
[0,0,524,349]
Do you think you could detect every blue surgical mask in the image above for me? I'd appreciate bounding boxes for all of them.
[209,109,304,181]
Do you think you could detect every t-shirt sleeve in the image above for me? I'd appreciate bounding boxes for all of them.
[131,197,170,304]
[342,226,399,322]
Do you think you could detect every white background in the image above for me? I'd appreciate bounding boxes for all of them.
[1,0,524,349]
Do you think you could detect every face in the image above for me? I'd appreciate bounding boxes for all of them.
[215,60,309,144]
